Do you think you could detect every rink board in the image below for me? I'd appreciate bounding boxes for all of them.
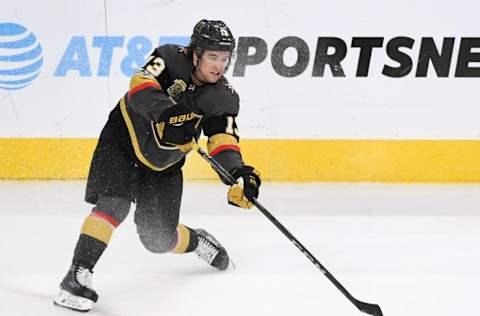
[1,138,480,182]
[3,1,480,182]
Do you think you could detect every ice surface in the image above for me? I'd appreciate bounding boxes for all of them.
[0,181,479,316]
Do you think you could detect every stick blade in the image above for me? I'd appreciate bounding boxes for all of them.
[356,300,383,316]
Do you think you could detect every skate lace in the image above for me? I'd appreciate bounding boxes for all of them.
[75,266,93,289]
[195,236,219,264]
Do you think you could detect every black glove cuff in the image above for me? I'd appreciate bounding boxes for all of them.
[231,165,261,187]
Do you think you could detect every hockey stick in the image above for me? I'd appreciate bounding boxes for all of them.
[191,142,383,316]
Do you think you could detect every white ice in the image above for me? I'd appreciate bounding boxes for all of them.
[0,181,479,316]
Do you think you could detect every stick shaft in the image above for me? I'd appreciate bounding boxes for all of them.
[192,143,382,316]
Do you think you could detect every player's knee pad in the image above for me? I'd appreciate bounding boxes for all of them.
[134,205,179,253]
[92,196,131,225]
[137,227,177,253]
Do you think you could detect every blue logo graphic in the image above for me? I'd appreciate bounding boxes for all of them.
[54,36,189,78]
[0,23,43,90]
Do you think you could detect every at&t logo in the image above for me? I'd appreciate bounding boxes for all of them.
[0,22,43,90]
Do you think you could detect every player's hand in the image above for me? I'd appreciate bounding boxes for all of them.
[155,104,201,148]
[227,166,261,209]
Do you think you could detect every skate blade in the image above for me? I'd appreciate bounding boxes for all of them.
[53,288,94,312]
[225,255,236,271]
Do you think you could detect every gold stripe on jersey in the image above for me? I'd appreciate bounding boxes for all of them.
[81,214,115,244]
[119,97,182,171]
[171,224,191,254]
[207,133,239,154]
[129,72,160,91]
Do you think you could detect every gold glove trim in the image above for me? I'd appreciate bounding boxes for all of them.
[228,184,253,209]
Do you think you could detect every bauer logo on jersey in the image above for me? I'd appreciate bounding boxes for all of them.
[167,79,187,98]
[169,112,197,125]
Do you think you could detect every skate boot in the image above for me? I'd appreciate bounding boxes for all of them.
[194,229,229,271]
[53,264,98,312]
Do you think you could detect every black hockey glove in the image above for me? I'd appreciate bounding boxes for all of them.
[155,104,202,149]
[228,165,261,209]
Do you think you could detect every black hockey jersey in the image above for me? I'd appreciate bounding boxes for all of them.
[119,44,244,174]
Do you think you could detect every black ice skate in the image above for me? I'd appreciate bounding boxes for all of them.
[194,229,230,271]
[53,264,98,312]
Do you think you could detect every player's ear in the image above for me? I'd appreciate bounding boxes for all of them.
[192,50,199,67]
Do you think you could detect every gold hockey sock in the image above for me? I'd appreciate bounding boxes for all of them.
[171,224,198,254]
[72,211,119,269]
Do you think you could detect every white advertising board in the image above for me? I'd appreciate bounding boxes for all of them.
[1,0,479,139]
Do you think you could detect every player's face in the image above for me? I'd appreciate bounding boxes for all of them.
[193,50,231,84]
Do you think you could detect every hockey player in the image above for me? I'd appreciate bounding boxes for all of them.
[54,19,261,312]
